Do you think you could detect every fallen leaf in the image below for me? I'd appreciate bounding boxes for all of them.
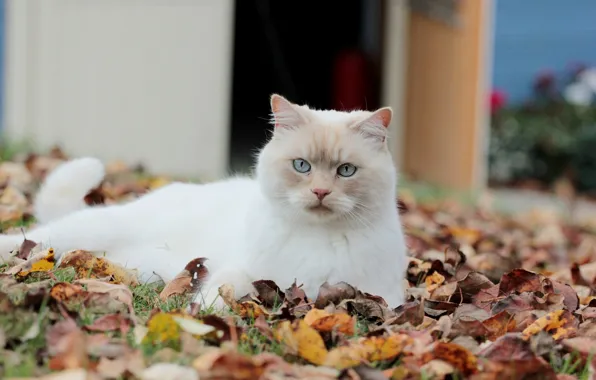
[201,314,242,343]
[324,334,411,369]
[75,278,134,316]
[50,282,88,306]
[159,272,192,301]
[160,257,208,301]
[253,279,285,307]
[340,298,395,323]
[84,314,131,333]
[15,238,38,260]
[522,309,578,341]
[275,319,328,365]
[141,363,198,380]
[192,349,275,380]
[172,316,216,336]
[144,312,183,345]
[14,248,56,278]
[315,282,358,309]
[425,271,446,293]
[499,269,543,295]
[59,250,138,286]
[46,319,89,371]
[304,308,355,335]
[424,342,478,376]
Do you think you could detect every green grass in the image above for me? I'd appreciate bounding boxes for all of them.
[398,176,481,207]
[0,137,33,162]
[551,351,593,380]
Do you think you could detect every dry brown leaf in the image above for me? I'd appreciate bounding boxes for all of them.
[160,257,208,301]
[15,238,38,260]
[160,273,192,301]
[253,279,285,307]
[314,281,358,309]
[46,320,89,371]
[84,313,131,333]
[75,278,134,316]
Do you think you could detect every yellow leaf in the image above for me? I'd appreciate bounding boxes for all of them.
[522,309,576,341]
[149,177,171,190]
[143,312,220,346]
[275,320,328,365]
[448,226,481,245]
[324,334,411,370]
[144,313,181,345]
[425,271,445,293]
[324,345,369,369]
[361,334,410,362]
[16,248,56,278]
[304,308,355,335]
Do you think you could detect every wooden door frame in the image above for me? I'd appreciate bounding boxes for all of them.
[382,0,494,190]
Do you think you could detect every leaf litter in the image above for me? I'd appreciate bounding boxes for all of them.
[1,149,596,378]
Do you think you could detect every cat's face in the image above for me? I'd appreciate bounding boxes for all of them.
[256,95,397,225]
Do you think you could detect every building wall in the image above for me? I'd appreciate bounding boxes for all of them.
[493,0,596,103]
[403,0,491,190]
[3,0,234,180]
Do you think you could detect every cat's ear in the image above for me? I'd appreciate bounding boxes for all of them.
[270,94,309,129]
[351,107,392,146]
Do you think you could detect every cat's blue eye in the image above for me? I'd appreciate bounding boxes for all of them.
[337,163,357,177]
[293,159,311,173]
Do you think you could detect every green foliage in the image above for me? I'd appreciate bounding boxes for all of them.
[489,102,596,191]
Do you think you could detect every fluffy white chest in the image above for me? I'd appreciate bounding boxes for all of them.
[241,212,405,304]
[246,228,349,296]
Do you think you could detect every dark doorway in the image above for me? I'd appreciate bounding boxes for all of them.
[229,0,385,173]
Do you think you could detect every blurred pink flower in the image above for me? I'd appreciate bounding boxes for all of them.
[490,89,507,114]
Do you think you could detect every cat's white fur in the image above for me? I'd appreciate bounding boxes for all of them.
[0,95,408,308]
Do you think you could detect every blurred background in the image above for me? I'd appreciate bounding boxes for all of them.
[0,0,595,211]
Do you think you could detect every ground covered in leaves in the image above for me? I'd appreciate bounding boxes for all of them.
[2,150,596,379]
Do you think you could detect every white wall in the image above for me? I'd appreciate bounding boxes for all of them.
[3,0,234,180]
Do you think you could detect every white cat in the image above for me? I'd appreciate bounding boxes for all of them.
[0,95,408,308]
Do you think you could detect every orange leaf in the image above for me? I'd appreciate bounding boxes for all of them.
[447,226,482,245]
[50,282,88,304]
[425,271,445,293]
[427,342,478,377]
[522,309,578,341]
[304,308,355,335]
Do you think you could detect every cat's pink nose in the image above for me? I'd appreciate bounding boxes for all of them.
[311,188,331,200]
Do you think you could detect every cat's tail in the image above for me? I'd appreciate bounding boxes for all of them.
[33,157,105,224]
